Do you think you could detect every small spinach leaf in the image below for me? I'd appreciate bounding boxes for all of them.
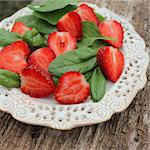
[23,28,44,47]
[0,29,21,47]
[90,67,106,102]
[0,69,20,88]
[95,12,105,22]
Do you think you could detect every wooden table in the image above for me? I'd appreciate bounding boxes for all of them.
[0,0,149,150]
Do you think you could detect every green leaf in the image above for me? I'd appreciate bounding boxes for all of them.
[23,28,44,47]
[33,5,77,25]
[48,50,97,77]
[16,15,56,34]
[76,47,98,60]
[95,12,105,22]
[52,76,59,86]
[0,29,21,47]
[84,69,94,81]
[28,0,78,12]
[90,67,106,102]
[89,40,108,49]
[78,22,113,48]
[0,69,20,88]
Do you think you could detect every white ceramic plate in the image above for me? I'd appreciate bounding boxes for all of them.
[0,3,149,130]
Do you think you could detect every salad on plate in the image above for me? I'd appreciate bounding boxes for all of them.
[0,0,124,104]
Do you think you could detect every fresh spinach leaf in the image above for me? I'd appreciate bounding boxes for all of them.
[23,28,44,47]
[89,40,108,49]
[90,67,106,102]
[52,76,59,86]
[33,5,77,25]
[48,50,97,77]
[76,47,98,60]
[28,0,78,12]
[16,15,56,34]
[0,29,21,47]
[78,22,113,48]
[0,69,20,88]
[95,12,105,22]
[84,69,94,82]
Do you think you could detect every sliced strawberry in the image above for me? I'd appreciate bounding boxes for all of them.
[0,41,31,74]
[11,22,32,35]
[97,46,124,82]
[48,32,77,57]
[99,20,124,48]
[75,4,99,26]
[57,12,82,40]
[21,65,55,98]
[55,71,90,104]
[28,47,55,71]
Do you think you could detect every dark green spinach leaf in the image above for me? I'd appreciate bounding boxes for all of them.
[33,5,77,25]
[28,0,78,12]
[90,67,106,102]
[95,12,105,22]
[48,49,97,77]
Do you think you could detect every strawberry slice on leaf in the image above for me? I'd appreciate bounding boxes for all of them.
[97,46,124,82]
[57,12,82,40]
[48,32,77,57]
[75,4,99,26]
[99,20,124,48]
[55,71,90,104]
[21,65,55,98]
[0,41,31,74]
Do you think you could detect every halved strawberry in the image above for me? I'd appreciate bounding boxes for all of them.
[11,22,32,35]
[55,71,90,104]
[48,32,77,57]
[99,20,124,48]
[97,46,124,82]
[75,4,99,26]
[21,65,55,98]
[0,41,31,74]
[28,47,55,71]
[57,12,82,40]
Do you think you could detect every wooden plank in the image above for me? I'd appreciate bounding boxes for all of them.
[0,0,149,150]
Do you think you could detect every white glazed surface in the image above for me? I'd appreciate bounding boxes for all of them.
[0,3,149,130]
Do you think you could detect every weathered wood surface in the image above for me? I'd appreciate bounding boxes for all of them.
[0,0,149,150]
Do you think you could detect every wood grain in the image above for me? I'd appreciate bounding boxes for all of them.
[0,0,150,150]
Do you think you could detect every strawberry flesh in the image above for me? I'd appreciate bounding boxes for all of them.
[0,41,31,74]
[11,22,32,35]
[48,32,77,57]
[55,71,90,104]
[57,12,82,40]
[21,65,55,98]
[99,20,124,48]
[28,47,55,71]
[97,46,124,82]
[75,4,99,26]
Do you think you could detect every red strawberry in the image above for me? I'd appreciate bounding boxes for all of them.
[28,47,55,71]
[97,46,124,82]
[55,71,90,104]
[75,4,99,26]
[21,65,55,98]
[99,20,124,48]
[0,41,31,74]
[57,12,82,40]
[11,22,32,35]
[48,32,77,57]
